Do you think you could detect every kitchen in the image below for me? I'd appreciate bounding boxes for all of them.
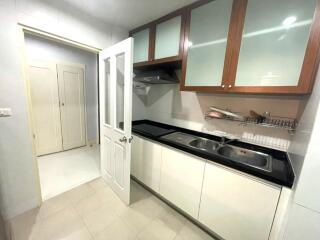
[1,0,320,240]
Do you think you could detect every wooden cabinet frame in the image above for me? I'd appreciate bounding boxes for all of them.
[180,0,236,93]
[129,8,187,68]
[180,0,320,94]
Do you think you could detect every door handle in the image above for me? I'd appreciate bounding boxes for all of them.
[119,136,127,142]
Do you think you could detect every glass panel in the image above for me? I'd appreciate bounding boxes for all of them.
[185,0,233,87]
[235,0,316,86]
[155,16,181,59]
[116,53,125,131]
[132,29,149,63]
[104,58,111,125]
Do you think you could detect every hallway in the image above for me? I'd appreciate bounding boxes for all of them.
[37,145,100,200]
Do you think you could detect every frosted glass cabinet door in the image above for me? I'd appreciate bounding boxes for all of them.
[235,0,316,87]
[132,29,149,63]
[185,0,233,87]
[155,16,182,59]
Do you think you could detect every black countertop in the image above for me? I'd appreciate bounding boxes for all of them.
[132,120,294,188]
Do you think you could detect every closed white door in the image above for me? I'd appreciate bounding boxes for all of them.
[29,60,63,156]
[99,38,133,204]
[57,64,86,150]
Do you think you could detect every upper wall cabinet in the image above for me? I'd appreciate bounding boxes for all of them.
[154,16,182,60]
[131,0,320,94]
[229,0,319,94]
[132,29,150,64]
[130,11,185,68]
[179,0,320,94]
[181,0,234,91]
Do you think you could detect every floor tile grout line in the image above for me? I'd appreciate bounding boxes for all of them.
[78,210,95,240]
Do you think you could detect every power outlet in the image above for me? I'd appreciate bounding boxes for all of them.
[0,108,12,117]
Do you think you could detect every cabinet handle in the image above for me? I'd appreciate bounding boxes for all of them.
[221,84,225,88]
[119,136,127,143]
[228,85,232,88]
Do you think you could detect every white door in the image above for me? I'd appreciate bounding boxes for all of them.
[57,64,86,150]
[99,38,133,204]
[29,60,63,156]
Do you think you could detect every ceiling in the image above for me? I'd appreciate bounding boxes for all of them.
[62,0,197,30]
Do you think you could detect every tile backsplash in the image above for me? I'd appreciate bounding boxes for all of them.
[134,83,308,151]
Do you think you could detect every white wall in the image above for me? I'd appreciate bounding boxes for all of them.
[282,65,320,239]
[0,0,127,219]
[132,92,147,121]
[287,67,320,184]
[283,110,320,239]
[284,203,320,240]
[24,34,99,142]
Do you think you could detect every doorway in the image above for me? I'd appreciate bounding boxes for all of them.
[24,33,101,200]
[29,60,86,155]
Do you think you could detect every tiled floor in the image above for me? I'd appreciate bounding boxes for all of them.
[37,145,100,200]
[8,178,216,240]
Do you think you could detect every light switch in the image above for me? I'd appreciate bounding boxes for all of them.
[0,108,12,117]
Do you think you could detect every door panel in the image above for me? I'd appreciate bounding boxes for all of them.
[114,142,125,188]
[99,38,133,205]
[102,135,112,177]
[57,64,86,150]
[104,58,111,125]
[29,61,63,156]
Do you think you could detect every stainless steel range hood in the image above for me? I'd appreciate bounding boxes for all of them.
[133,69,179,84]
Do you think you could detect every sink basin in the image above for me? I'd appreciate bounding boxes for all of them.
[188,139,219,152]
[161,132,272,172]
[160,132,219,153]
[217,145,272,172]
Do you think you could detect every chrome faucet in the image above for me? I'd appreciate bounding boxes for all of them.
[220,137,238,145]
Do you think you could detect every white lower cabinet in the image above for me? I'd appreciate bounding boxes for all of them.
[131,136,281,240]
[199,162,281,240]
[131,135,162,192]
[131,135,143,178]
[159,146,206,219]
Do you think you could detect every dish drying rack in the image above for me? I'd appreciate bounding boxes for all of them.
[205,106,298,133]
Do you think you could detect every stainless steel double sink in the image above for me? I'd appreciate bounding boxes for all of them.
[161,132,272,172]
